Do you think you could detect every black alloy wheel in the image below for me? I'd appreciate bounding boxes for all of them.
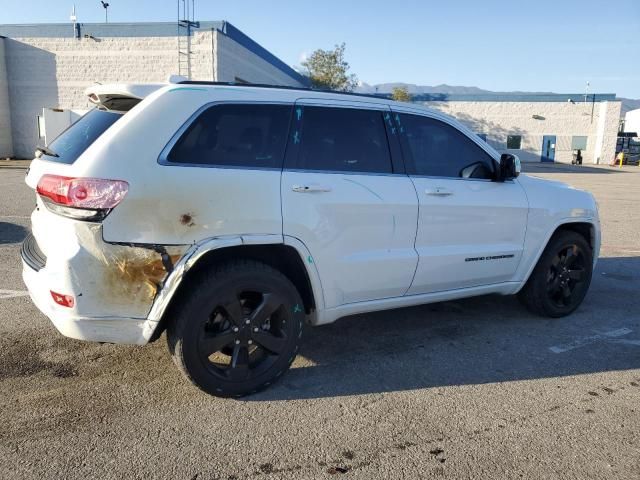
[167,260,305,397]
[198,290,290,383]
[518,230,593,317]
[545,244,587,309]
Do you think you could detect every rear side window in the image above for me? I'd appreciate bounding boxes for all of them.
[297,107,392,174]
[167,104,292,168]
[399,114,495,179]
[44,109,122,164]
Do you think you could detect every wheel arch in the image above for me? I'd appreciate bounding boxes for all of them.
[146,236,323,342]
[518,219,598,291]
[554,222,596,250]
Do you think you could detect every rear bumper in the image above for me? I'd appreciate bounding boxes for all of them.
[22,256,158,345]
[20,204,188,344]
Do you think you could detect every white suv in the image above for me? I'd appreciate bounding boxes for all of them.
[22,82,600,397]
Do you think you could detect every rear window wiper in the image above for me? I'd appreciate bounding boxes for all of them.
[35,145,60,158]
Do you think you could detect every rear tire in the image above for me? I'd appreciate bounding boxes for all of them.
[518,230,593,317]
[167,260,305,397]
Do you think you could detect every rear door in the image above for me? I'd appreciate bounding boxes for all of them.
[281,100,419,308]
[393,109,529,294]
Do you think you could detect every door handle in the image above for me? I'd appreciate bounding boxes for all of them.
[292,184,332,193]
[425,187,453,197]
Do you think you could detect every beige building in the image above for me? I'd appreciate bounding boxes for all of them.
[0,20,622,165]
[0,21,307,158]
[421,94,621,164]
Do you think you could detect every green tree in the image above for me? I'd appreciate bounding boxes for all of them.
[391,86,412,102]
[301,43,358,92]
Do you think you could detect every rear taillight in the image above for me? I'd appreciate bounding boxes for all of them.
[36,175,128,221]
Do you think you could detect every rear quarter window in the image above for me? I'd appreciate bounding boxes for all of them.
[165,104,292,168]
[42,109,122,164]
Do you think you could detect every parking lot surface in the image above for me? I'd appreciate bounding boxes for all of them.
[1,163,639,479]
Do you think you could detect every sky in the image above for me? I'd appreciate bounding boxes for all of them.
[2,0,639,98]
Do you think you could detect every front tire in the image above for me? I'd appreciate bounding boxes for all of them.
[167,260,305,397]
[518,231,593,317]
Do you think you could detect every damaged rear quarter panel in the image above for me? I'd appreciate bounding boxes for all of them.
[73,224,187,318]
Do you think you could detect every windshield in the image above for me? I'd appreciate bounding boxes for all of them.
[42,109,122,164]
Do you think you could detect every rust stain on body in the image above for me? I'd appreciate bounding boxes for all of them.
[102,247,187,308]
[180,213,195,227]
[74,223,188,316]
[106,251,166,305]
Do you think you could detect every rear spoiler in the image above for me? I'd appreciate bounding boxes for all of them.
[84,82,169,112]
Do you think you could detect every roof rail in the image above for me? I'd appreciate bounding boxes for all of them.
[177,81,389,101]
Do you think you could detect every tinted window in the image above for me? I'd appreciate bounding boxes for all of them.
[167,104,291,168]
[297,107,392,173]
[399,114,495,179]
[44,109,122,165]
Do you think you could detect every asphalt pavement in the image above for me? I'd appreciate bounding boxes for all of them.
[1,163,639,479]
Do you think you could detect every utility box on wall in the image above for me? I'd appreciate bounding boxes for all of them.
[37,108,87,147]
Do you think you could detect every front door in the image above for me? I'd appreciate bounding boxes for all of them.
[393,109,529,294]
[281,101,419,308]
[541,135,556,162]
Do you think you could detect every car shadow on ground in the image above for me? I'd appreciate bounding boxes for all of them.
[0,221,28,245]
[249,256,640,401]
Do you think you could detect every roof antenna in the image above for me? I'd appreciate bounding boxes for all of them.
[100,1,110,23]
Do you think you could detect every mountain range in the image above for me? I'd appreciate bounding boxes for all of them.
[355,83,640,115]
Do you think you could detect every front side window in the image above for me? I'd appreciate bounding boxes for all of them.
[399,114,495,179]
[167,104,292,168]
[297,106,393,174]
[506,135,522,149]
[44,109,122,165]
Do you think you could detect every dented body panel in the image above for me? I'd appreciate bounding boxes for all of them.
[22,196,190,343]
[29,197,188,319]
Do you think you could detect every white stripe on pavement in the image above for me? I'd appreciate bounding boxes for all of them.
[549,328,632,353]
[0,289,30,299]
[609,338,640,347]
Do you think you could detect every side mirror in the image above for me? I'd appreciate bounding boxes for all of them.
[496,153,520,181]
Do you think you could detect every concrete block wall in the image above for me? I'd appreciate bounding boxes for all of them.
[4,31,215,158]
[425,100,622,164]
[0,38,13,157]
[214,30,303,86]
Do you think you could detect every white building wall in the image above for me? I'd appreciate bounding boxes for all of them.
[425,100,622,164]
[596,101,622,164]
[214,30,304,86]
[624,109,640,135]
[0,38,13,157]
[4,32,215,158]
